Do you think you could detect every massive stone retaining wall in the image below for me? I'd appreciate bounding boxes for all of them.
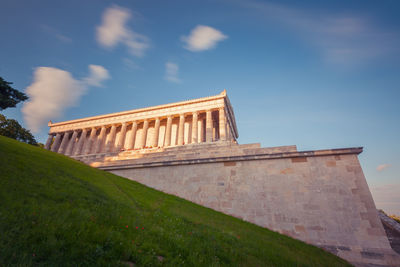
[93,143,399,266]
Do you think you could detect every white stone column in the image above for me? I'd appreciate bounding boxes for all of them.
[213,119,217,141]
[191,112,198,143]
[198,117,204,143]
[184,120,191,145]
[84,127,97,154]
[65,130,78,156]
[116,122,127,151]
[206,110,213,142]
[51,133,62,152]
[140,120,149,149]
[178,114,185,146]
[58,131,71,154]
[128,121,138,149]
[95,126,107,153]
[74,128,87,156]
[106,124,117,152]
[44,134,53,150]
[165,116,172,147]
[219,107,226,141]
[152,118,160,147]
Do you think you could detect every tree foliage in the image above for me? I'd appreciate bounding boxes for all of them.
[0,114,37,145]
[0,76,28,110]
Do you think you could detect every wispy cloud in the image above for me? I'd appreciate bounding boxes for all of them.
[182,25,228,52]
[83,65,110,87]
[55,34,72,43]
[376,163,391,172]
[239,1,398,65]
[96,5,149,57]
[122,58,141,70]
[165,62,181,83]
[22,65,110,133]
[41,24,72,43]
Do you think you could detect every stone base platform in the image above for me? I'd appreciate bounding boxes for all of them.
[76,141,298,167]
[73,141,297,166]
[74,142,400,266]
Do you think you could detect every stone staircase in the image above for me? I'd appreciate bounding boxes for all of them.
[76,142,297,168]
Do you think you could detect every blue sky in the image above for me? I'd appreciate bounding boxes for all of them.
[1,0,399,214]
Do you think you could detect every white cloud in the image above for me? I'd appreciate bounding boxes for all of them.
[376,163,391,172]
[182,25,228,52]
[96,6,130,47]
[22,65,110,133]
[96,5,149,57]
[125,34,150,57]
[84,65,110,87]
[165,62,181,83]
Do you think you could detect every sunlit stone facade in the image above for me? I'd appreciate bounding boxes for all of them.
[45,90,238,156]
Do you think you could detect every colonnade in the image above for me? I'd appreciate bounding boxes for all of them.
[45,108,234,156]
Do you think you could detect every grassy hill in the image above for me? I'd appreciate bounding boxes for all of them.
[0,136,351,266]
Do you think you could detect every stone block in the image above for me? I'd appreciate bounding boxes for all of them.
[303,204,320,210]
[295,225,306,233]
[307,225,324,231]
[326,160,336,167]
[361,251,384,260]
[291,157,307,163]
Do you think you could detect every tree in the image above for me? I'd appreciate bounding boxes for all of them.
[0,76,28,110]
[0,76,38,145]
[0,114,38,145]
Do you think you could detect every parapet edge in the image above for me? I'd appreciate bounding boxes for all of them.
[97,146,363,170]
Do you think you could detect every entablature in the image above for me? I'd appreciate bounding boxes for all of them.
[48,91,238,135]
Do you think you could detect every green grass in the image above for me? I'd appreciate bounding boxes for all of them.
[0,136,351,266]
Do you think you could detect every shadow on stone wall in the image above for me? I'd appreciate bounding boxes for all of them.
[379,210,400,255]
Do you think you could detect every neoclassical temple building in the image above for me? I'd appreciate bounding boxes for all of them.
[45,90,399,266]
[45,90,238,156]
